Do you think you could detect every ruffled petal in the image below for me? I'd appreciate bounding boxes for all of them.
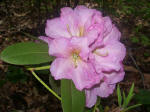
[74,5,96,27]
[103,68,125,84]
[50,58,74,80]
[45,18,71,38]
[85,89,97,108]
[72,60,102,91]
[85,25,102,45]
[49,38,71,58]
[103,26,121,44]
[87,13,104,48]
[61,7,74,16]
[90,41,126,73]
[103,17,113,37]
[94,82,116,97]
[70,37,90,61]
[60,7,79,37]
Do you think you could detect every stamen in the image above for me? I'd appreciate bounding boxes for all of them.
[72,52,79,68]
[67,24,72,36]
[79,26,84,37]
[94,50,108,57]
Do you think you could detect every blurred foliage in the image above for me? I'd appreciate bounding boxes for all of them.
[134,90,150,112]
[94,0,150,47]
[6,66,28,83]
[0,66,28,87]
[0,79,7,87]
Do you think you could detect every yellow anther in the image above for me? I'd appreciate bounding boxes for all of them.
[94,50,108,57]
[79,26,84,37]
[72,52,80,68]
[67,24,72,36]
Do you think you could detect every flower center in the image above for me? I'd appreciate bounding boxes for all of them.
[72,51,80,68]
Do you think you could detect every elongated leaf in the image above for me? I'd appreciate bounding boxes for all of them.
[117,84,122,107]
[61,80,72,112]
[123,83,134,108]
[0,42,54,65]
[122,91,126,106]
[123,104,142,112]
[61,79,85,112]
[49,75,60,95]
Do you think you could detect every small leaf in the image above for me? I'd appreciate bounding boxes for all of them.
[117,84,122,107]
[123,91,126,103]
[122,104,142,112]
[61,79,85,112]
[123,83,134,108]
[0,42,54,65]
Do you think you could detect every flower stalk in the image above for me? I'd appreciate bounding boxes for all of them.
[27,65,50,71]
[29,70,61,101]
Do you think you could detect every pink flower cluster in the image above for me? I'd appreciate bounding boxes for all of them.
[40,6,126,108]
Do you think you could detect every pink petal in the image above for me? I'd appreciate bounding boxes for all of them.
[85,82,116,107]
[49,38,71,58]
[70,37,90,61]
[61,7,74,16]
[90,41,126,73]
[90,17,121,49]
[85,24,102,45]
[45,18,71,38]
[60,7,79,37]
[85,89,97,108]
[103,26,121,44]
[94,82,116,97]
[39,36,52,44]
[103,17,113,37]
[103,68,125,84]
[71,60,102,91]
[74,5,96,28]
[50,58,74,80]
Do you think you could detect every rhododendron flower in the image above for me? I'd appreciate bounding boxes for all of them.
[40,5,126,108]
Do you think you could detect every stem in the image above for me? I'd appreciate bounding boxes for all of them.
[92,104,97,112]
[27,65,50,71]
[122,104,142,112]
[30,70,61,101]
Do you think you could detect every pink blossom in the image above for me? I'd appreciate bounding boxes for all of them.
[39,5,126,108]
[42,6,104,45]
[49,37,102,90]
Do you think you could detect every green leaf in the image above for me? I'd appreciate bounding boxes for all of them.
[117,84,122,107]
[61,79,85,112]
[49,75,60,95]
[123,91,126,104]
[123,83,134,108]
[122,104,142,112]
[0,42,54,65]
